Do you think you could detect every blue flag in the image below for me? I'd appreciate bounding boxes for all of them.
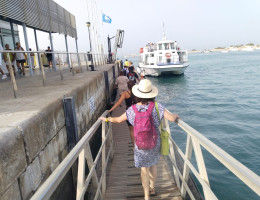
[102,14,112,24]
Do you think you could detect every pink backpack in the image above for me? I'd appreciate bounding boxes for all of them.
[132,102,158,150]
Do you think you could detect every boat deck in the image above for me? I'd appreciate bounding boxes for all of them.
[105,103,182,200]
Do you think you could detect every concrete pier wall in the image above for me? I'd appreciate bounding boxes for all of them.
[0,64,118,200]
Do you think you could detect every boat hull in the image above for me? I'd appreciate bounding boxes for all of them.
[137,63,189,76]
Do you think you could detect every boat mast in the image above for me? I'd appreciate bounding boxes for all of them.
[162,22,166,40]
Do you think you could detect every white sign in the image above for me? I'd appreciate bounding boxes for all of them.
[89,97,95,114]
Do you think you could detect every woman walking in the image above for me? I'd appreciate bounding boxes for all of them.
[115,71,129,96]
[108,81,135,147]
[100,79,179,200]
[14,42,27,75]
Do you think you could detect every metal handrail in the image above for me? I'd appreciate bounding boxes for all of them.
[0,50,109,98]
[163,118,260,199]
[30,110,113,200]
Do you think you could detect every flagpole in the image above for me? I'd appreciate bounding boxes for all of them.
[101,11,106,54]
[91,0,98,54]
[94,0,101,54]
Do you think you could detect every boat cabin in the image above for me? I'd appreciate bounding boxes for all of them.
[140,40,188,66]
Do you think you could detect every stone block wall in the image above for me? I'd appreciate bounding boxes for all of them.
[0,65,118,200]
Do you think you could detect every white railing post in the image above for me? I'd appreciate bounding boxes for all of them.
[108,122,114,159]
[7,53,18,98]
[164,119,180,189]
[76,148,86,200]
[192,137,211,200]
[102,121,106,197]
[181,135,193,198]
[85,143,103,200]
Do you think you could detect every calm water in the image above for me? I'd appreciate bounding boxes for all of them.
[131,50,260,200]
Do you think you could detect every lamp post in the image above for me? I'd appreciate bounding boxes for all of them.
[86,22,94,71]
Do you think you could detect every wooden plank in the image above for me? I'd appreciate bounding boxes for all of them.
[104,100,182,200]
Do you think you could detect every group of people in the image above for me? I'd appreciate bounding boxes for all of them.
[0,42,27,79]
[0,43,53,80]
[146,42,156,52]
[100,59,179,200]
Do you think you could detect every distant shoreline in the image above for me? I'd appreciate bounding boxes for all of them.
[188,45,260,53]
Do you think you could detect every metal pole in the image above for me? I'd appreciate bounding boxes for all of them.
[22,23,33,76]
[87,27,92,52]
[65,35,71,69]
[10,20,16,49]
[7,54,18,98]
[49,32,56,71]
[58,54,63,80]
[75,38,82,72]
[34,28,42,70]
[85,53,89,71]
[87,26,94,71]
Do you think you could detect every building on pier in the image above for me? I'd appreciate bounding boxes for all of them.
[0,0,78,75]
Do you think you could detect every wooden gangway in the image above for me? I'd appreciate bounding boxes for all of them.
[30,91,260,200]
[104,104,182,200]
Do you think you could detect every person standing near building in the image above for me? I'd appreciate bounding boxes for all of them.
[45,46,53,69]
[14,42,27,75]
[0,43,7,79]
[4,44,16,76]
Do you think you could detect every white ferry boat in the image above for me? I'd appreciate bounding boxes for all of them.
[137,38,189,76]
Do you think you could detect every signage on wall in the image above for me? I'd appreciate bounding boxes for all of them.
[89,97,95,114]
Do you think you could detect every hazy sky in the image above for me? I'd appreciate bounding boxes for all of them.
[19,0,260,56]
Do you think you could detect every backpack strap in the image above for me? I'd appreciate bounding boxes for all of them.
[155,102,160,118]
[132,105,138,113]
[147,102,155,112]
[155,102,163,130]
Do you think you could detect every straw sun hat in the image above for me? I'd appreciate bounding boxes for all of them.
[132,79,158,99]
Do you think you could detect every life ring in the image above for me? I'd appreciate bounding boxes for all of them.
[165,52,171,58]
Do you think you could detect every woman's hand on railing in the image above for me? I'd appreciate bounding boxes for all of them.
[99,117,107,122]
[164,109,180,122]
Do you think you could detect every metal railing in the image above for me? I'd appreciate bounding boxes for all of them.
[29,108,260,200]
[162,117,260,200]
[30,110,113,200]
[0,50,109,98]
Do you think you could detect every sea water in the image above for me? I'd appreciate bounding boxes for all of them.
[131,50,260,200]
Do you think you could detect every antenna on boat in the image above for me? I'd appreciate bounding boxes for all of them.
[162,22,166,40]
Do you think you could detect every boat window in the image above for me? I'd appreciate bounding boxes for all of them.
[158,44,162,50]
[164,43,170,50]
[170,43,175,49]
[150,54,154,57]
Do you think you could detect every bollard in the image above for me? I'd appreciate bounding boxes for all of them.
[7,53,18,98]
[58,54,63,80]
